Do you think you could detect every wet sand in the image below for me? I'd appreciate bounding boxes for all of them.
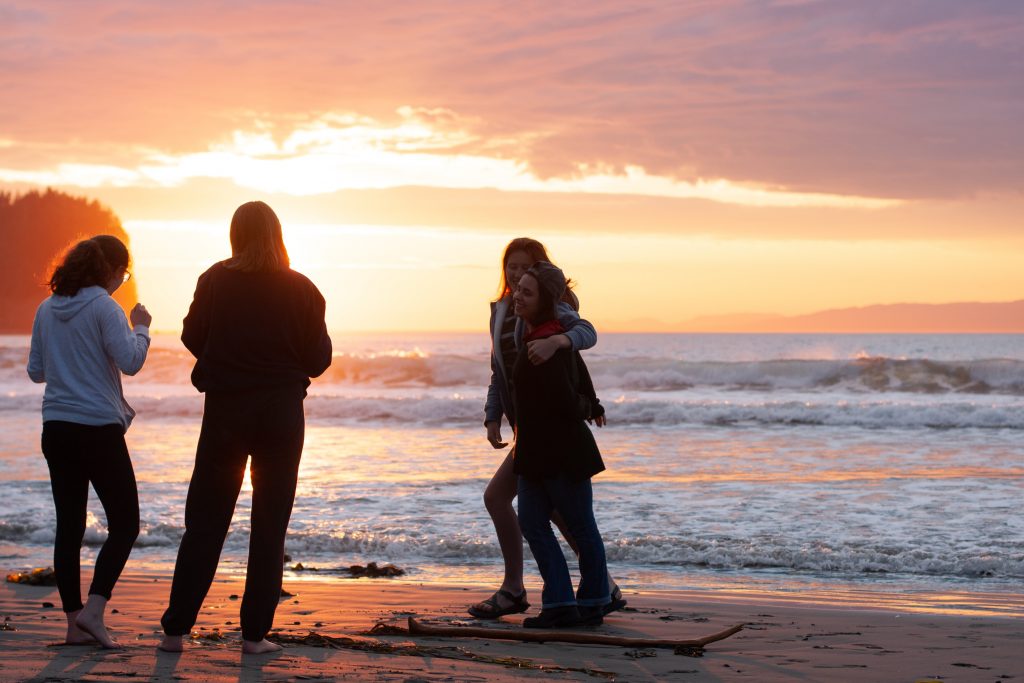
[1,572,1021,681]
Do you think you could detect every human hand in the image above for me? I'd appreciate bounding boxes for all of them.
[527,335,566,365]
[594,414,606,428]
[485,421,508,449]
[130,303,152,328]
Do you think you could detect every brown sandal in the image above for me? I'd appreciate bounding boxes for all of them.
[467,589,530,619]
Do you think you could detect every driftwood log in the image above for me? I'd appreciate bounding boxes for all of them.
[408,617,743,649]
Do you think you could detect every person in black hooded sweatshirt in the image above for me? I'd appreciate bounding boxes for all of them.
[511,261,611,628]
[160,201,332,654]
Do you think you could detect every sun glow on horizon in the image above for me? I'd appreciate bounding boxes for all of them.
[122,218,1022,335]
[0,110,900,210]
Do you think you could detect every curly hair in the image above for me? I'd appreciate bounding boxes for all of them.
[48,235,129,297]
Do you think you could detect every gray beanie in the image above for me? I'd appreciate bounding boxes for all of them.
[524,261,566,302]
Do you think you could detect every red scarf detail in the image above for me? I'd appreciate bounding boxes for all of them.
[523,319,565,343]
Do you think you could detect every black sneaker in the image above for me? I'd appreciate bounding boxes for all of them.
[577,605,604,626]
[522,606,582,629]
[603,585,628,616]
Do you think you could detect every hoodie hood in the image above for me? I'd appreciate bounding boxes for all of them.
[50,286,109,322]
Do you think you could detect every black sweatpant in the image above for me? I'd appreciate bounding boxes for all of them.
[41,421,140,613]
[161,385,305,642]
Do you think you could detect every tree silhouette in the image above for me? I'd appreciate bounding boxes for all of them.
[0,188,138,332]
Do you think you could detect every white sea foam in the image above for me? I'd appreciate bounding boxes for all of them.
[2,333,1021,602]
[4,337,1024,396]
[2,511,1019,580]
[4,333,1024,429]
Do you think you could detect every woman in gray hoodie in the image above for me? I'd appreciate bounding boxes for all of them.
[27,235,152,648]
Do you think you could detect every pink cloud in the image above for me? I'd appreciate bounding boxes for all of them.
[1,1,1021,199]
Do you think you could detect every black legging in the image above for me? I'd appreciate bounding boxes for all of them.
[161,385,305,642]
[41,421,140,613]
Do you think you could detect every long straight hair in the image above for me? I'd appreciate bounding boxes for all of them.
[226,201,290,272]
[48,235,129,296]
[494,237,577,308]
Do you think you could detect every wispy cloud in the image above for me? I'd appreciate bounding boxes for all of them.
[0,112,898,208]
[1,1,1021,200]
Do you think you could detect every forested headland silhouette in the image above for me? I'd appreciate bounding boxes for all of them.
[0,189,139,332]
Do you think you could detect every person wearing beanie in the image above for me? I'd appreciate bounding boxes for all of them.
[522,260,569,310]
[472,238,625,621]
[510,262,611,628]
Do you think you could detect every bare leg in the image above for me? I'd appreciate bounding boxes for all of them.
[242,638,283,654]
[63,609,95,645]
[484,451,524,592]
[74,594,120,649]
[472,451,527,614]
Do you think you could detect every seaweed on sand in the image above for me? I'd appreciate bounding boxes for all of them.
[6,567,57,586]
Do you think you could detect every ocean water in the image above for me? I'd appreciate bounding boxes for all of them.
[1,332,1022,617]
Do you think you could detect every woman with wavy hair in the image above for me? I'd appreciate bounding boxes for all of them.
[160,201,332,655]
[28,235,152,648]
[469,237,623,619]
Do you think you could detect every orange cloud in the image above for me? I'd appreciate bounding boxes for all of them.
[2,1,1021,199]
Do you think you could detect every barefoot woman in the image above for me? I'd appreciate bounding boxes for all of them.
[28,236,152,648]
[159,201,332,654]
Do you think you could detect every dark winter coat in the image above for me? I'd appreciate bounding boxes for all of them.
[511,343,605,481]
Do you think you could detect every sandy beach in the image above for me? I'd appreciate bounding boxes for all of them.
[1,571,1020,682]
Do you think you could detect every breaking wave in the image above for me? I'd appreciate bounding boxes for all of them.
[1,392,1021,429]
[4,343,1024,395]
[2,518,1018,581]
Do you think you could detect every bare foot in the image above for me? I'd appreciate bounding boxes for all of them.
[75,597,120,649]
[242,638,282,654]
[158,635,184,652]
[64,633,98,645]
[64,610,97,645]
[74,610,119,651]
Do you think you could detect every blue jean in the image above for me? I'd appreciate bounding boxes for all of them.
[517,475,610,610]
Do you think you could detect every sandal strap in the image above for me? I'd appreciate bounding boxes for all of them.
[475,588,526,612]
[495,588,526,603]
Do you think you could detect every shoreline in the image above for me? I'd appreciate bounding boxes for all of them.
[2,571,1022,681]
[7,548,1023,619]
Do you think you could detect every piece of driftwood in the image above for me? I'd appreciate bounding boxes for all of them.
[407,617,743,649]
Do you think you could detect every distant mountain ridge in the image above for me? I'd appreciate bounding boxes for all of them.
[674,300,1024,333]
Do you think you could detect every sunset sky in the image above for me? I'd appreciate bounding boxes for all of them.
[2,1,1022,332]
